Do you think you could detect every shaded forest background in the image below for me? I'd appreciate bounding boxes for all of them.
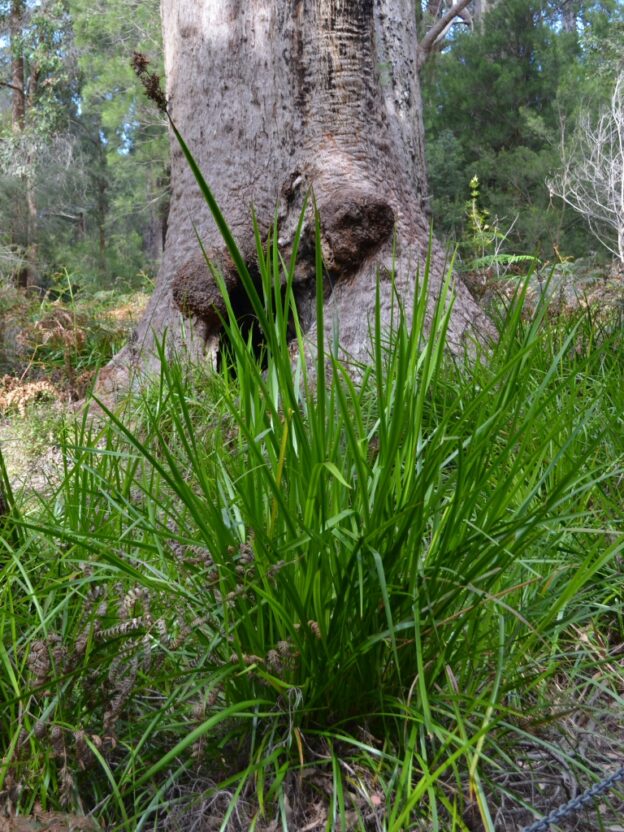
[0,0,167,291]
[0,0,622,297]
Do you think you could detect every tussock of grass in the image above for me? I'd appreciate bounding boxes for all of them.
[1,155,623,830]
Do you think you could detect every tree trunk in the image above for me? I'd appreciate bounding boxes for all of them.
[473,0,489,25]
[103,0,491,391]
[25,171,38,288]
[9,0,40,289]
[10,0,28,288]
[561,0,578,34]
[10,0,26,131]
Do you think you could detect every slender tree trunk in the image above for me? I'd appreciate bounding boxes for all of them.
[25,173,38,287]
[98,213,106,263]
[93,129,109,274]
[96,179,107,273]
[13,176,29,290]
[473,0,489,25]
[9,0,40,289]
[10,0,26,131]
[561,0,578,33]
[10,0,28,288]
[104,0,491,390]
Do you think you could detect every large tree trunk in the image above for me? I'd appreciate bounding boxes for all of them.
[103,0,491,392]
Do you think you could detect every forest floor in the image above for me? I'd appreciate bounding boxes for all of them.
[0,282,147,492]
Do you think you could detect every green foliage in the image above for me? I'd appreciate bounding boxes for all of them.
[70,0,162,145]
[460,175,538,273]
[0,0,78,133]
[463,175,498,259]
[1,167,623,828]
[568,6,624,102]
[423,0,622,259]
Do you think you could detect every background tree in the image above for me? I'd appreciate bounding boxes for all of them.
[549,72,624,263]
[69,0,169,273]
[0,0,75,285]
[1,0,621,311]
[0,0,168,289]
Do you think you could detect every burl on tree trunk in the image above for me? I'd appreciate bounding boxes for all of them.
[101,0,490,393]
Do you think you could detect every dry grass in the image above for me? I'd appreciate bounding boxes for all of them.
[0,376,59,416]
[0,812,97,831]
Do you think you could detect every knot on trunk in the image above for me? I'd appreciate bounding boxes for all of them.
[320,193,394,276]
[172,252,239,327]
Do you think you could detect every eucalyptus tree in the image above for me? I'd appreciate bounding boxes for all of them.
[105,0,492,386]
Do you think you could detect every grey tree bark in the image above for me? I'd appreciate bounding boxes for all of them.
[102,0,492,394]
[561,0,579,34]
[473,0,490,27]
[9,0,29,289]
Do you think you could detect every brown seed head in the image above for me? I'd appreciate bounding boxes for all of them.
[308,620,322,639]
[74,730,93,770]
[59,763,74,808]
[50,724,64,758]
[28,640,50,687]
[206,686,221,708]
[242,654,263,666]
[131,51,150,75]
[130,51,168,113]
[266,650,282,671]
